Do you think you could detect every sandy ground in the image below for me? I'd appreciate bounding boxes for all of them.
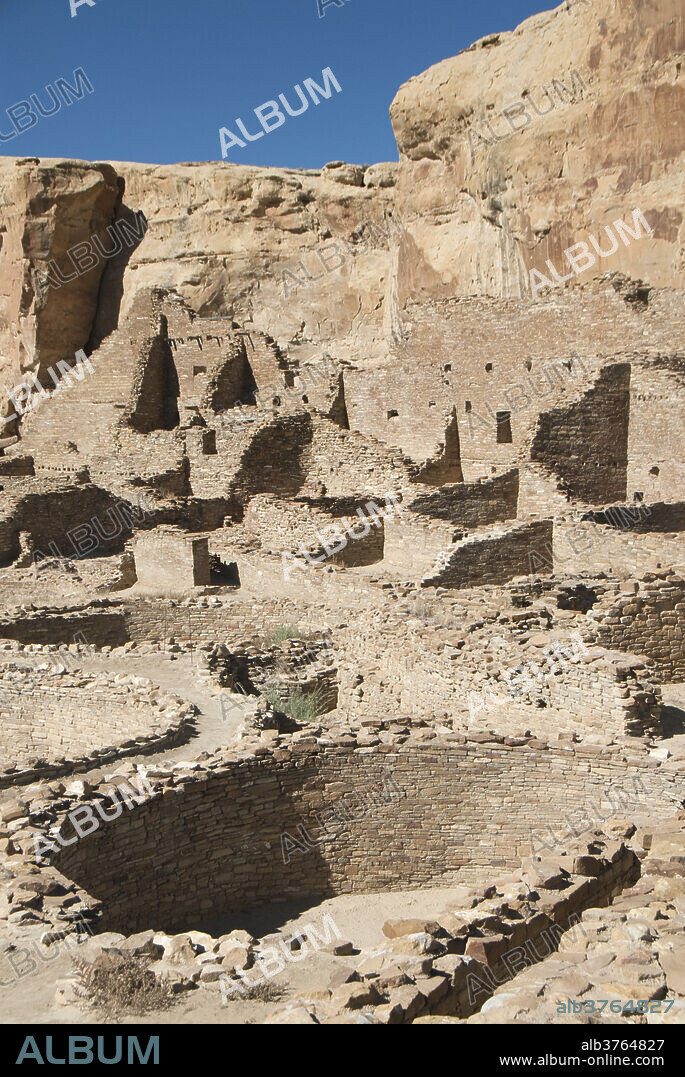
[0,883,481,1025]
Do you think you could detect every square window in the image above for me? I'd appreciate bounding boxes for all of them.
[496,411,512,444]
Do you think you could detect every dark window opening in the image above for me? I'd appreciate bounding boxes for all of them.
[465,401,472,412]
[525,360,532,371]
[302,395,309,404]
[444,363,452,372]
[202,430,217,455]
[556,583,598,613]
[633,492,644,502]
[273,396,281,406]
[496,411,512,443]
[387,409,399,419]
[485,363,493,372]
[209,555,240,587]
[193,366,207,376]
[649,466,659,476]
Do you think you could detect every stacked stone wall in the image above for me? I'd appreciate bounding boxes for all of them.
[588,574,685,680]
[408,469,519,527]
[0,668,194,787]
[423,521,553,589]
[42,737,680,936]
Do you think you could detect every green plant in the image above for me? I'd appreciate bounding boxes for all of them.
[72,953,175,1018]
[263,623,305,646]
[264,685,328,722]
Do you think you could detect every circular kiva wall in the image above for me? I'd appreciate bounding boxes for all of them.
[0,667,195,787]
[49,738,680,936]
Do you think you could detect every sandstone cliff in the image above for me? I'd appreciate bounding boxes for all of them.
[0,0,682,406]
[390,0,684,300]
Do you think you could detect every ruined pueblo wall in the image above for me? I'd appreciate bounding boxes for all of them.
[553,512,685,578]
[0,670,193,788]
[408,470,519,527]
[588,574,685,680]
[51,740,678,936]
[0,598,330,649]
[423,521,554,589]
[529,365,631,504]
[0,483,131,565]
[133,531,210,592]
[628,356,685,504]
[335,617,662,739]
[343,291,685,499]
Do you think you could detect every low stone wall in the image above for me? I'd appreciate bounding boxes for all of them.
[335,612,664,739]
[382,516,457,577]
[0,596,334,649]
[0,667,196,787]
[588,572,685,680]
[209,636,338,713]
[0,482,134,566]
[423,521,554,589]
[408,469,519,528]
[270,833,643,1024]
[6,728,679,939]
[0,606,130,647]
[0,455,34,477]
[460,814,685,1026]
[236,554,381,607]
[244,494,334,552]
[553,515,685,577]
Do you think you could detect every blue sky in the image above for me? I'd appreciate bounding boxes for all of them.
[0,0,558,167]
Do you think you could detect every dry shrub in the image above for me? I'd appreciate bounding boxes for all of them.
[241,980,287,1002]
[72,952,176,1018]
[263,623,305,646]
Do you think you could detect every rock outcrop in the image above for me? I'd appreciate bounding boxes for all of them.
[390,0,685,299]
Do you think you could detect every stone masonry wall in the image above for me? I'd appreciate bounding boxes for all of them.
[588,574,685,681]
[133,530,210,591]
[530,364,630,505]
[343,286,685,481]
[628,355,685,504]
[45,737,680,936]
[335,616,664,739]
[408,469,519,527]
[0,482,130,565]
[0,668,194,787]
[553,513,685,578]
[0,597,332,649]
[423,521,553,589]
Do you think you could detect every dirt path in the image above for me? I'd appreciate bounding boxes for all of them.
[0,649,254,792]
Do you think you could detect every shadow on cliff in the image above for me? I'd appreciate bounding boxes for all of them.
[88,179,148,351]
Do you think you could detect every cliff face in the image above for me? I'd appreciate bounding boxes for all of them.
[0,160,120,408]
[0,157,398,403]
[0,0,683,404]
[389,0,684,300]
